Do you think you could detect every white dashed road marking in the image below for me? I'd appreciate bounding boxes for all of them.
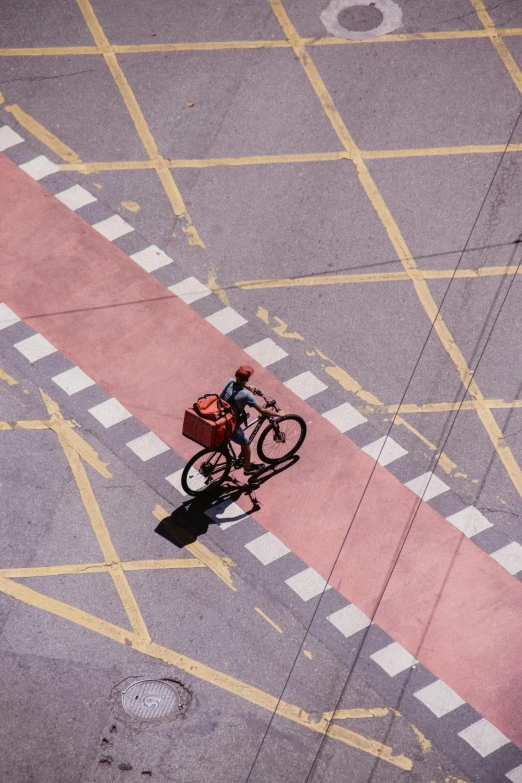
[370,642,417,676]
[89,398,132,428]
[284,371,328,400]
[52,366,95,395]
[327,604,371,638]
[126,432,169,461]
[362,435,407,466]
[19,155,60,181]
[169,277,212,305]
[93,215,134,241]
[414,680,465,718]
[244,338,288,368]
[0,125,24,151]
[55,184,97,211]
[322,402,367,432]
[131,245,173,273]
[285,567,331,601]
[0,303,20,331]
[405,471,449,501]
[205,307,247,335]
[14,334,57,363]
[245,532,290,565]
[490,542,522,575]
[446,506,493,538]
[458,718,510,757]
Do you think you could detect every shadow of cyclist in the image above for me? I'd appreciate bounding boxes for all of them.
[155,456,298,550]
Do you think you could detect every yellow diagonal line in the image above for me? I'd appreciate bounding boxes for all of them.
[0,574,411,770]
[271,0,522,500]
[0,369,18,385]
[470,0,522,94]
[381,399,522,415]
[0,558,206,579]
[5,104,82,164]
[0,563,109,577]
[40,391,150,643]
[314,348,457,475]
[0,574,132,644]
[363,143,522,159]
[121,558,206,571]
[0,46,99,56]
[76,0,204,247]
[57,142,522,176]
[153,505,236,590]
[236,264,522,290]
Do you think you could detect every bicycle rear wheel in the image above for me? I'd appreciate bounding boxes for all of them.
[181,447,232,496]
[257,415,307,464]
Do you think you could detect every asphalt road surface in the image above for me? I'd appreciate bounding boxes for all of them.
[2,0,522,781]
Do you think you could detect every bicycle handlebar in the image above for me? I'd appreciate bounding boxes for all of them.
[253,388,279,411]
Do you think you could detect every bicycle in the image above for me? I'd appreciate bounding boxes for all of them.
[181,388,307,496]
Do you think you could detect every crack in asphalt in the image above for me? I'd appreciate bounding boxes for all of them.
[0,69,99,86]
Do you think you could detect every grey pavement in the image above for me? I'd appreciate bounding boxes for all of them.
[2,0,522,780]
[0,353,468,783]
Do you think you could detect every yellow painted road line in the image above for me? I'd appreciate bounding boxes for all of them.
[236,264,522,290]
[153,505,236,590]
[58,141,522,175]
[0,46,99,56]
[121,558,206,571]
[0,419,49,429]
[383,399,522,414]
[59,151,348,173]
[0,563,109,578]
[315,348,457,474]
[59,159,155,173]
[470,0,522,94]
[271,0,522,500]
[363,143,522,159]
[0,368,18,385]
[0,574,411,770]
[255,607,283,634]
[0,559,206,579]
[114,40,292,53]
[40,391,150,643]
[0,574,133,644]
[76,0,204,246]
[62,443,151,642]
[4,29,522,59]
[238,271,411,289]
[5,105,82,164]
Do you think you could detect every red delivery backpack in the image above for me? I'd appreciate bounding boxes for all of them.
[182,387,240,449]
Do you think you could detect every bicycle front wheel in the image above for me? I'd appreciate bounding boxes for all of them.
[181,447,232,496]
[257,415,307,464]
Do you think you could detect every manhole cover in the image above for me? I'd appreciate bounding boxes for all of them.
[320,0,402,40]
[338,3,384,31]
[121,679,183,721]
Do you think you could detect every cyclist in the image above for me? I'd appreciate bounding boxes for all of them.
[221,365,285,475]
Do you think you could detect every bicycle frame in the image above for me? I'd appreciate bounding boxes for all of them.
[224,390,279,462]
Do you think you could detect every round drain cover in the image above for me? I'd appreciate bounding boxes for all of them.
[320,0,402,41]
[338,4,384,31]
[122,679,182,721]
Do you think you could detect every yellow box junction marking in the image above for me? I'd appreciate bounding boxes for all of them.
[0,387,427,773]
[237,264,522,290]
[268,0,522,501]
[75,0,204,247]
[255,607,283,634]
[153,505,236,591]
[5,104,82,164]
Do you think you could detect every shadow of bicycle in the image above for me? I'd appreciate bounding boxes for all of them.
[155,456,299,549]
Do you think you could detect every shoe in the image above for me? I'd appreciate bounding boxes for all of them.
[244,462,266,475]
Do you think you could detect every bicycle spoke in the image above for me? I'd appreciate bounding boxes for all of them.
[185,452,228,492]
[261,420,302,460]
